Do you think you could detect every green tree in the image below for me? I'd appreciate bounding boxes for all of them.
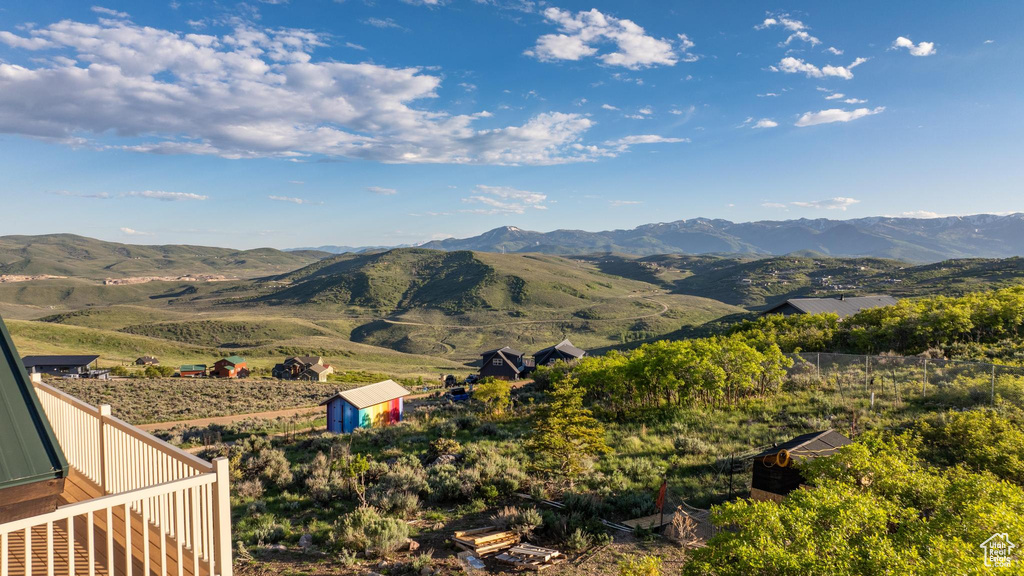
[526,376,609,482]
[473,377,512,415]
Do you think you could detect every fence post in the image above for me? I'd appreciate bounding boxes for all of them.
[864,356,869,392]
[816,353,821,381]
[992,364,996,406]
[212,457,234,576]
[922,359,927,397]
[99,404,111,494]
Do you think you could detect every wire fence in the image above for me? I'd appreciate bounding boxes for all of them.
[784,352,1024,411]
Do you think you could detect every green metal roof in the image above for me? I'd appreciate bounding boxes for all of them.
[220,356,245,365]
[0,314,68,491]
[180,364,207,371]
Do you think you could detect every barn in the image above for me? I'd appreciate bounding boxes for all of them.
[320,379,410,434]
[212,355,248,378]
[178,364,207,377]
[750,429,852,502]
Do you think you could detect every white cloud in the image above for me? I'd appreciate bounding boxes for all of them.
[601,104,619,110]
[120,227,152,236]
[54,190,111,199]
[0,14,635,165]
[843,98,867,104]
[752,118,778,129]
[790,197,860,210]
[755,13,820,45]
[795,106,885,127]
[269,195,321,204]
[91,6,130,19]
[609,200,642,207]
[824,93,845,100]
[344,41,366,51]
[898,210,944,218]
[774,56,868,80]
[825,46,843,55]
[637,107,653,115]
[892,36,936,56]
[762,202,787,209]
[364,17,405,29]
[125,191,207,201]
[757,92,779,97]
[604,134,689,147]
[367,186,397,195]
[462,185,547,214]
[984,39,994,44]
[525,7,692,69]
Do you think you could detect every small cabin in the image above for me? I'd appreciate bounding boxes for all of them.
[479,347,533,381]
[750,429,852,502]
[135,355,159,366]
[178,364,207,377]
[212,355,247,378]
[321,379,410,434]
[1,319,69,522]
[534,338,586,366]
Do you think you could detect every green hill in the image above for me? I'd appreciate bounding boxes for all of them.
[0,234,328,279]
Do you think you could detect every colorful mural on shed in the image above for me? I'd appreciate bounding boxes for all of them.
[321,379,410,434]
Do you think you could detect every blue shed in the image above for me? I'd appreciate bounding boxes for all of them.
[320,379,411,434]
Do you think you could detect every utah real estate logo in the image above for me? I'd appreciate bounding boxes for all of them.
[981,533,1016,568]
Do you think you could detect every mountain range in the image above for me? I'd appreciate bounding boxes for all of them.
[413,214,1024,262]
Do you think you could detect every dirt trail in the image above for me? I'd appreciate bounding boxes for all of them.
[380,295,670,329]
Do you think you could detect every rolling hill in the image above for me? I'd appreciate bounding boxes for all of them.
[0,234,328,279]
[418,214,1024,262]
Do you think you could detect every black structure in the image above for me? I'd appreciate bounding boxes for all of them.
[479,347,533,380]
[750,430,852,502]
[21,355,106,378]
[533,338,586,366]
[762,295,899,319]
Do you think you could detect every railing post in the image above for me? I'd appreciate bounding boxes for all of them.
[99,404,111,494]
[211,457,233,576]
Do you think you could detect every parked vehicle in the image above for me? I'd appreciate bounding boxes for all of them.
[447,387,470,402]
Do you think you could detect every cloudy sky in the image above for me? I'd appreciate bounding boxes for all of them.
[0,1,1020,248]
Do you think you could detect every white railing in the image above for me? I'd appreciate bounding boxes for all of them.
[0,382,232,576]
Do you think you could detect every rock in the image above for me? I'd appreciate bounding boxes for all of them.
[298,533,313,550]
[407,539,421,552]
[420,567,432,576]
[268,544,286,552]
[430,454,457,467]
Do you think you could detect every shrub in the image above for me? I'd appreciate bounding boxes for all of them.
[619,555,662,576]
[565,528,593,552]
[490,506,544,539]
[230,436,294,488]
[429,437,462,459]
[337,507,410,557]
[235,478,265,500]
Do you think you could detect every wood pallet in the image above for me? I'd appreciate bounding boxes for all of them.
[496,544,564,572]
[452,527,519,556]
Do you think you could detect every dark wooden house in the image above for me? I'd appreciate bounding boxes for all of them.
[0,315,69,523]
[534,338,586,366]
[135,355,160,366]
[762,295,899,319]
[479,347,533,381]
[750,429,852,502]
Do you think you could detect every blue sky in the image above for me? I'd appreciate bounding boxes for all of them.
[0,0,1020,248]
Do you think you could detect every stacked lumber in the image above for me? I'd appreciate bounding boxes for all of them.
[453,526,519,555]
[496,544,565,571]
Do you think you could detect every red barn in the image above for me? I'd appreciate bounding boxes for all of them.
[211,356,248,378]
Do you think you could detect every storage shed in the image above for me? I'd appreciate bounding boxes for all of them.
[0,315,69,523]
[750,429,851,502]
[320,379,410,434]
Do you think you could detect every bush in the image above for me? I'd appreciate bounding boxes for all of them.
[564,528,593,552]
[231,436,294,488]
[337,507,410,557]
[490,506,544,539]
[619,555,662,576]
[235,478,265,500]
[429,437,462,459]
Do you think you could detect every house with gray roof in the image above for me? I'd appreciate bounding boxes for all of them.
[762,294,899,319]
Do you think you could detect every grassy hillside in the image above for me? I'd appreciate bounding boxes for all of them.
[0,234,327,279]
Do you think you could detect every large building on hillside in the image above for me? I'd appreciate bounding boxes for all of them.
[479,346,534,380]
[762,295,899,319]
[272,355,335,381]
[212,355,248,378]
[21,355,109,379]
[534,339,587,366]
[321,379,410,433]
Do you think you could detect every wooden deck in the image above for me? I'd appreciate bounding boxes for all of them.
[3,469,208,576]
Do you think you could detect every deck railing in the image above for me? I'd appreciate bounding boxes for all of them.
[0,382,232,576]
